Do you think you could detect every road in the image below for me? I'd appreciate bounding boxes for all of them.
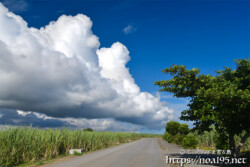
[44,138,166,167]
[44,138,223,167]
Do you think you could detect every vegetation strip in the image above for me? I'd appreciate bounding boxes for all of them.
[0,127,161,167]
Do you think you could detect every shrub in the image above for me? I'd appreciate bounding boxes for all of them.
[178,124,190,135]
[182,135,198,148]
[165,121,180,136]
[163,132,174,143]
[175,134,186,145]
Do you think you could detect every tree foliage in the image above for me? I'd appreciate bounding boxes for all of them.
[165,121,180,136]
[155,59,250,157]
[83,128,94,132]
[179,124,190,135]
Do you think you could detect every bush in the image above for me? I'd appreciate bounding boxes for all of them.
[182,135,198,148]
[175,134,186,145]
[163,132,174,143]
[165,121,180,136]
[178,124,190,135]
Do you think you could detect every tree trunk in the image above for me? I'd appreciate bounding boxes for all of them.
[229,133,236,158]
[229,131,250,158]
[235,131,250,157]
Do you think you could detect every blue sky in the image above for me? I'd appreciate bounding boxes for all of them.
[0,0,249,133]
[16,0,249,91]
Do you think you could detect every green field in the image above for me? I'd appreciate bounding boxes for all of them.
[0,127,161,167]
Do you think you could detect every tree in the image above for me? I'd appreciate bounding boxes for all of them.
[155,59,250,157]
[179,124,190,135]
[166,121,180,136]
[83,128,93,132]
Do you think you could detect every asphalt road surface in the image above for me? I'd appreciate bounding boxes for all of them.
[44,138,223,167]
[44,138,166,167]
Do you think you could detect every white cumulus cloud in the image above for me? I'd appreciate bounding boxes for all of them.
[0,3,174,130]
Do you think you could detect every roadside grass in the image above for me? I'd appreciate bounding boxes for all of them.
[15,154,69,167]
[16,140,133,167]
[0,126,161,167]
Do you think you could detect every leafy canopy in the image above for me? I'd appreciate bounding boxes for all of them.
[165,121,180,136]
[155,59,250,156]
[83,128,94,132]
[178,124,190,135]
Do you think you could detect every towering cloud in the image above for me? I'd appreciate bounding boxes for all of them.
[0,3,174,130]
